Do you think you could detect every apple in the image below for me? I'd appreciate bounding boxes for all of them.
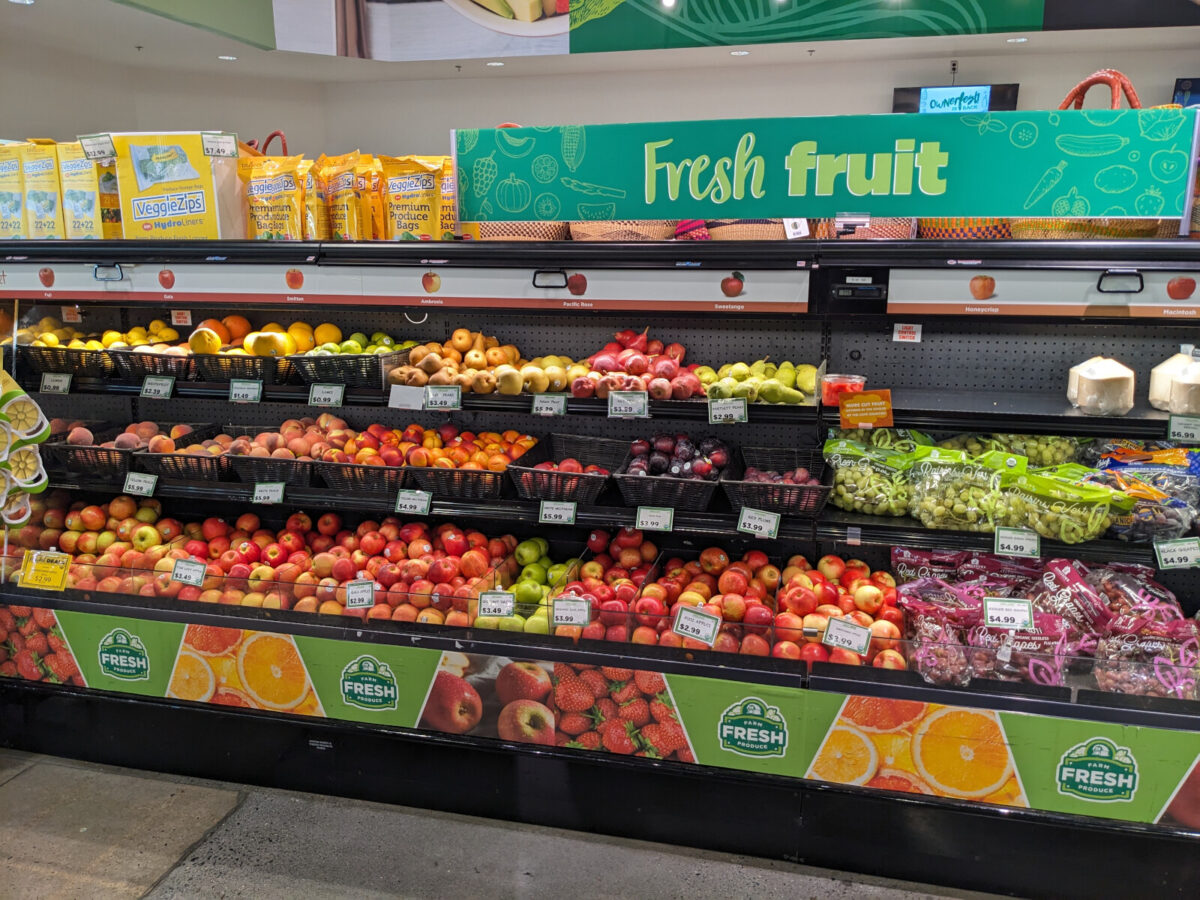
[420,671,483,734]
[852,583,884,615]
[158,269,175,290]
[38,267,54,287]
[720,271,743,297]
[868,619,901,653]
[968,274,995,300]
[828,647,864,666]
[1167,276,1197,301]
[817,555,845,582]
[131,524,162,551]
[285,268,304,290]
[566,273,587,296]
[421,271,441,293]
[801,612,828,641]
[493,661,551,705]
[496,699,555,746]
[772,640,802,660]
[872,649,908,670]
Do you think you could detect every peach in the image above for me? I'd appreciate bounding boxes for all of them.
[168,424,194,440]
[113,433,142,449]
[134,421,159,441]
[286,437,311,458]
[66,426,94,446]
[270,447,296,459]
[147,435,175,453]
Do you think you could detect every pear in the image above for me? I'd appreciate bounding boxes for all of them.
[728,362,751,381]
[749,359,771,378]
[795,364,818,395]
[694,365,718,386]
[776,363,797,389]
[428,368,456,386]
[717,364,733,379]
[495,365,523,395]
[758,379,806,404]
[464,349,487,369]
[731,379,759,402]
[706,378,735,400]
[416,353,445,375]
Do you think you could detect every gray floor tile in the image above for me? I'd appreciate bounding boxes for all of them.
[0,748,37,786]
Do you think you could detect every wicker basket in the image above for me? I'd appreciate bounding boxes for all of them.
[192,353,295,384]
[134,424,230,482]
[1192,169,1200,239]
[812,218,918,240]
[108,349,196,381]
[228,454,313,487]
[313,460,408,493]
[43,426,138,480]
[569,220,677,242]
[408,465,507,501]
[612,456,725,512]
[479,221,570,241]
[1009,218,1161,240]
[918,218,1013,240]
[20,345,114,378]
[706,219,790,241]
[288,349,408,390]
[721,447,832,518]
[506,434,627,504]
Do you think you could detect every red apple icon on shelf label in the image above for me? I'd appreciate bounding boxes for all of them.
[1167,277,1197,301]
[969,275,995,300]
[422,271,441,294]
[285,269,304,290]
[38,268,54,288]
[720,271,744,298]
[158,269,175,290]
[566,273,587,296]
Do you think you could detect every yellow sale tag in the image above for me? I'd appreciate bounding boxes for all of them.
[20,550,70,591]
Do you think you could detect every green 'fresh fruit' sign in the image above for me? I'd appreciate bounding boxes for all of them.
[454,109,1197,222]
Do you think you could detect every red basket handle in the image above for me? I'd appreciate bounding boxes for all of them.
[258,131,288,155]
[1058,69,1142,110]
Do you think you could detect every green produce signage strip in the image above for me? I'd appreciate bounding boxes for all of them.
[9,604,1200,828]
[454,110,1197,222]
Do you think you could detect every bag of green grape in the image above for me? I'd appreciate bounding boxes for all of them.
[1008,472,1131,544]
[822,438,914,517]
[827,427,932,452]
[909,447,1027,533]
[990,433,1079,467]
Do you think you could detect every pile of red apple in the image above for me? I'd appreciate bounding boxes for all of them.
[570,328,704,401]
[551,527,656,643]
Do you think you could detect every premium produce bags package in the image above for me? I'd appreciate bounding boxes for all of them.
[909,447,1026,533]
[0,142,26,239]
[823,438,914,517]
[107,132,242,239]
[56,141,105,239]
[18,139,65,239]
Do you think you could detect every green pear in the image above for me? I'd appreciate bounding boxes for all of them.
[749,359,770,378]
[776,364,796,389]
[728,362,752,381]
[717,363,733,379]
[694,365,718,385]
[759,379,806,404]
[706,378,735,399]
[795,364,818,395]
[731,379,759,402]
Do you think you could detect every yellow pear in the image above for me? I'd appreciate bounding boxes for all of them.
[495,365,523,395]
[450,328,473,353]
[520,365,550,393]
[471,371,497,394]
[464,349,487,369]
[543,366,568,392]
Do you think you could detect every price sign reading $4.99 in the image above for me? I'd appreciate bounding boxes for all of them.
[982,598,1034,630]
[994,526,1040,559]
[1155,537,1200,570]
[394,490,432,516]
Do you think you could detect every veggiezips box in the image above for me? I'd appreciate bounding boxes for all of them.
[0,143,26,239]
[20,140,65,239]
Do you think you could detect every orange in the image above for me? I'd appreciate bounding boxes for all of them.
[185,624,242,656]
[211,688,253,708]
[912,707,1013,799]
[808,725,878,786]
[867,769,933,795]
[236,633,309,710]
[983,776,1027,808]
[868,731,915,773]
[841,696,926,733]
[222,315,253,341]
[168,650,216,703]
[197,318,232,345]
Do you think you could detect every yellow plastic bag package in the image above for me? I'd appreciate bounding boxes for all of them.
[319,152,363,241]
[20,140,65,239]
[0,143,28,239]
[298,159,330,240]
[379,155,440,241]
[237,155,304,240]
[56,141,105,239]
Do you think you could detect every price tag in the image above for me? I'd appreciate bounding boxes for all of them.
[539,500,577,525]
[737,506,780,539]
[19,550,70,591]
[478,591,515,618]
[252,482,285,505]
[892,323,922,343]
[552,596,592,627]
[170,558,206,587]
[170,310,192,327]
[78,133,116,160]
[308,383,344,408]
[983,598,1034,630]
[822,616,871,656]
[424,385,462,410]
[994,526,1040,559]
[122,472,158,497]
[783,218,810,240]
[1168,415,1200,443]
[140,375,175,399]
[673,605,721,646]
[60,306,82,324]
[1155,537,1200,570]
[39,373,71,394]
[344,579,375,609]
[228,379,262,403]
[846,526,862,547]
[395,489,432,516]
[608,390,649,418]
[200,131,239,158]
[531,394,566,416]
[708,397,748,424]
[635,506,674,531]
[388,384,425,410]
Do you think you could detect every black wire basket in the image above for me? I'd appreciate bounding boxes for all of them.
[506,433,627,504]
[721,447,832,518]
[20,345,114,378]
[192,353,295,384]
[107,348,197,381]
[43,425,139,480]
[228,448,314,487]
[612,455,728,513]
[313,460,409,493]
[408,465,507,501]
[133,424,231,482]
[287,348,409,389]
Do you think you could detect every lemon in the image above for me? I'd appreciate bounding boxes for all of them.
[39,333,59,347]
[159,327,179,342]
[148,319,167,332]
[370,332,391,345]
[67,339,86,350]
[313,323,342,345]
[127,326,148,339]
[85,340,104,351]
[37,316,61,331]
[100,330,123,347]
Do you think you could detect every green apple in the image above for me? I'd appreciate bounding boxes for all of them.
[531,536,549,555]
[523,611,549,634]
[546,563,569,587]
[514,539,541,566]
[520,563,547,585]
[473,615,502,630]
[513,580,543,609]
[348,332,370,347]
[497,613,526,632]
[536,555,553,571]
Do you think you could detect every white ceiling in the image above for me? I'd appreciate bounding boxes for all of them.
[3,0,1200,85]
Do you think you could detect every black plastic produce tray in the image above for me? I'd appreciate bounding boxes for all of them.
[133,424,230,482]
[192,353,295,384]
[313,460,409,493]
[108,348,197,381]
[721,446,832,518]
[20,345,114,378]
[506,433,626,504]
[43,426,138,480]
[612,455,727,512]
[408,465,507,501]
[287,348,408,389]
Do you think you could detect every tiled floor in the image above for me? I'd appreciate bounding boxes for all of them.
[0,749,998,899]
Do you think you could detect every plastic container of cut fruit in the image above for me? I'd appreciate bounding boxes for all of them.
[507,433,627,504]
[721,446,832,518]
[821,373,866,406]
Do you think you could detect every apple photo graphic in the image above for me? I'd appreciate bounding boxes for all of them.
[157,269,175,290]
[1167,276,1197,301]
[496,699,556,747]
[969,275,995,300]
[38,267,54,288]
[720,271,744,298]
[419,670,483,734]
[285,268,304,290]
[566,273,587,296]
[422,271,441,294]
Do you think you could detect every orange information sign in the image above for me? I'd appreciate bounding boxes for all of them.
[839,390,894,429]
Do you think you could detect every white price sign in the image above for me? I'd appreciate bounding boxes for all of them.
[673,606,721,646]
[170,558,206,587]
[344,579,376,609]
[994,526,1040,559]
[60,306,82,324]
[822,616,871,656]
[308,383,344,408]
[892,323,923,343]
[608,390,649,418]
[708,397,748,424]
[78,133,116,160]
[1155,537,1200,570]
[983,598,1034,630]
[531,394,567,416]
[424,385,462,410]
[39,373,71,394]
[737,506,780,539]
[635,506,674,531]
[478,591,515,618]
[552,596,592,627]
[539,500,577,525]
[388,384,425,409]
[200,131,239,158]
[170,310,192,327]
[228,379,262,403]
[140,375,175,399]
[1168,415,1200,443]
[252,482,285,505]
[122,472,158,497]
[394,489,432,516]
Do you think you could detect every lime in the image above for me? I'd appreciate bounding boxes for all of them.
[348,332,369,347]
[377,335,396,348]
[370,332,391,345]
[374,345,393,355]
[318,342,341,353]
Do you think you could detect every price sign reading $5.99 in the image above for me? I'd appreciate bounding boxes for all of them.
[539,501,576,525]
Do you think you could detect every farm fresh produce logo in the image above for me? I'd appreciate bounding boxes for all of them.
[718,697,788,758]
[1057,738,1138,802]
[454,109,1197,221]
[97,628,150,681]
[340,655,399,711]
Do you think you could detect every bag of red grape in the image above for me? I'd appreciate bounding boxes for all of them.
[967,612,1071,686]
[1026,559,1114,651]
[890,547,964,583]
[905,599,971,687]
[1094,620,1200,700]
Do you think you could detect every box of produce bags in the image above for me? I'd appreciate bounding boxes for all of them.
[0,142,26,239]
[19,140,65,239]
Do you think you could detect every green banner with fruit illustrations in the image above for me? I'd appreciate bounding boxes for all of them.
[453,109,1198,222]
